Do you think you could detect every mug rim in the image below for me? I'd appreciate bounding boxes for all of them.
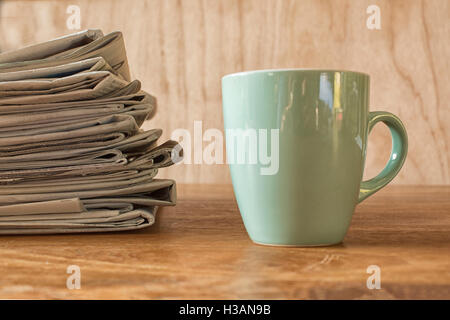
[222,68,369,80]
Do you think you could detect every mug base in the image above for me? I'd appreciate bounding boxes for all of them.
[252,240,343,248]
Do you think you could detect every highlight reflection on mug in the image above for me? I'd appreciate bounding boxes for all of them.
[171,121,280,176]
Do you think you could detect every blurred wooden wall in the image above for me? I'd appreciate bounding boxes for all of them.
[0,0,448,185]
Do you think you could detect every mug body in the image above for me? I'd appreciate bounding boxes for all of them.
[222,69,370,246]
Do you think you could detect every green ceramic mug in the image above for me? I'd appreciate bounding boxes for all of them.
[222,69,407,246]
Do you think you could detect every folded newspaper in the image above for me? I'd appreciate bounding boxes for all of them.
[0,30,181,234]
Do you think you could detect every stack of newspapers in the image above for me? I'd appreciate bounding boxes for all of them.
[0,30,180,234]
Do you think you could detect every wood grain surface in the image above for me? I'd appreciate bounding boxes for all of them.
[0,184,448,299]
[0,0,449,184]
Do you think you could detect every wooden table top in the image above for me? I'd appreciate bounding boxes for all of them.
[0,184,448,299]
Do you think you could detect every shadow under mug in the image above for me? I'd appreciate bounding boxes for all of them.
[222,69,408,246]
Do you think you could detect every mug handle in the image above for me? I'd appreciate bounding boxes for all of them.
[358,111,408,203]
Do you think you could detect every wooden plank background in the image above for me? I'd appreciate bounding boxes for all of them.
[0,0,448,185]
